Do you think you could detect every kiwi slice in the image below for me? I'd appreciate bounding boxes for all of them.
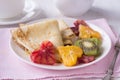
[89,38,101,46]
[74,38,101,56]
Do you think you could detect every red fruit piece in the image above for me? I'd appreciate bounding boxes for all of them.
[78,55,95,63]
[30,41,56,65]
[71,20,89,36]
[70,27,79,36]
[74,19,88,27]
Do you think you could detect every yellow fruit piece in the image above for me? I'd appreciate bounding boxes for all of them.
[57,46,83,66]
[79,25,101,39]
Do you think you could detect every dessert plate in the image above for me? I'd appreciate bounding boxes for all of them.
[10,18,112,70]
[0,0,40,25]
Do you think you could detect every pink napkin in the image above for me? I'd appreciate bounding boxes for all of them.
[0,18,119,79]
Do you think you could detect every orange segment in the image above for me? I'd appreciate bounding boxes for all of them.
[57,46,83,66]
[79,25,101,39]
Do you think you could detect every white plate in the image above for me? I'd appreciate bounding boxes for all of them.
[0,0,40,25]
[10,18,112,70]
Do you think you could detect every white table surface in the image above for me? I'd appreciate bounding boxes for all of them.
[34,0,120,80]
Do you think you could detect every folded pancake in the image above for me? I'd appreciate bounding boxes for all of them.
[11,19,64,54]
[57,20,77,45]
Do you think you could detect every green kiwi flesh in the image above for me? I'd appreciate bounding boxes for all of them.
[74,38,101,56]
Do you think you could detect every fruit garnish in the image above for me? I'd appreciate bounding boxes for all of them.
[57,46,83,66]
[74,38,100,56]
[74,19,88,28]
[78,55,95,63]
[70,27,79,36]
[71,20,86,36]
[30,41,56,65]
[79,25,101,39]
[90,38,102,46]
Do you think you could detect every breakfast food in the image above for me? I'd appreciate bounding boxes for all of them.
[75,38,99,56]
[58,46,83,66]
[11,19,63,62]
[30,41,56,65]
[11,20,63,53]
[58,20,77,46]
[11,19,102,67]
[79,24,101,39]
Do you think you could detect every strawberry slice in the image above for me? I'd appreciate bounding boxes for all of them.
[30,41,56,65]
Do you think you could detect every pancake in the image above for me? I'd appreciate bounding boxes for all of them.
[11,19,64,53]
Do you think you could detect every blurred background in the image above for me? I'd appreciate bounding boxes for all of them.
[34,0,120,34]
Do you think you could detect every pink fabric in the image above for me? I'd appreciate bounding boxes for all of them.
[0,18,119,79]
